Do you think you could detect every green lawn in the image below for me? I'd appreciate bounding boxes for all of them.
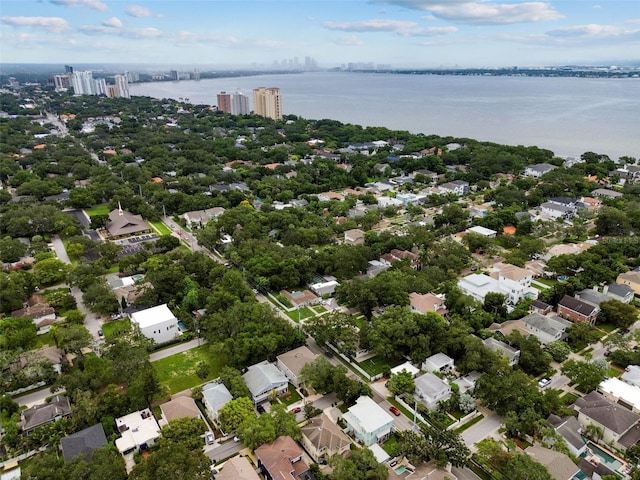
[382,433,402,457]
[357,356,402,376]
[152,344,226,394]
[286,307,315,322]
[597,323,617,333]
[102,318,131,339]
[149,221,172,236]
[279,384,302,406]
[84,204,110,217]
[34,332,54,348]
[535,278,557,287]
[454,413,484,434]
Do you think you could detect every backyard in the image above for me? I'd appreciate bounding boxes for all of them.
[84,204,110,217]
[357,355,402,376]
[152,344,226,394]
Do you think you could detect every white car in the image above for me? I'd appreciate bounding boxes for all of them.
[205,432,215,445]
[538,378,551,388]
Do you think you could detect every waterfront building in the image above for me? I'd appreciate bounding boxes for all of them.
[253,87,282,120]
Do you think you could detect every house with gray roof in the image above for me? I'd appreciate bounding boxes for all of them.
[301,413,351,463]
[602,283,635,304]
[574,391,640,450]
[483,337,520,366]
[524,163,557,178]
[21,395,71,432]
[105,207,150,238]
[521,312,572,344]
[525,446,581,480]
[243,360,288,404]
[621,365,640,388]
[201,382,232,422]
[575,288,610,307]
[592,188,623,199]
[414,372,451,410]
[422,353,454,373]
[547,414,586,457]
[276,346,318,387]
[60,424,107,462]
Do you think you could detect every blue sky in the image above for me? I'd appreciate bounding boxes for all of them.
[1,0,638,68]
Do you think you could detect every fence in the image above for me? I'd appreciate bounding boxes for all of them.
[326,344,383,382]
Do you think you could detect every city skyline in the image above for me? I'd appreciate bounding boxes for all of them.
[1,1,639,68]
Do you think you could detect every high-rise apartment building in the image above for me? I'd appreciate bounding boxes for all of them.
[53,75,71,91]
[253,87,282,120]
[217,92,232,113]
[232,91,250,115]
[115,75,130,98]
[70,71,97,95]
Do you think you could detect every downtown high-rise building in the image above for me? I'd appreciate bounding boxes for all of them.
[53,74,71,91]
[231,91,250,115]
[253,87,282,120]
[114,74,130,98]
[70,71,97,95]
[217,92,233,113]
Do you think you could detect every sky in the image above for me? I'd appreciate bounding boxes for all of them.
[1,0,639,69]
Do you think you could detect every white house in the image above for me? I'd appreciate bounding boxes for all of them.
[309,280,339,297]
[422,353,454,373]
[524,164,557,178]
[390,361,420,378]
[202,382,232,422]
[439,180,469,196]
[467,226,497,238]
[483,337,520,366]
[243,360,288,404]
[598,377,640,414]
[129,304,180,345]
[520,313,572,344]
[540,202,575,220]
[458,270,534,305]
[414,372,451,410]
[342,396,394,446]
[115,409,161,456]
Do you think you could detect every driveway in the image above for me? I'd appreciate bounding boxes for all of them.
[460,409,502,449]
[51,234,70,263]
[149,338,207,362]
[205,439,244,463]
[15,386,65,408]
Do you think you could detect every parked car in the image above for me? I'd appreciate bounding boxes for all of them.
[389,406,401,416]
[292,407,302,413]
[205,432,215,445]
[97,330,104,337]
[538,378,551,388]
[256,404,265,414]
[233,436,240,442]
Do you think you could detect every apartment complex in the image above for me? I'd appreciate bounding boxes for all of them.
[253,87,282,120]
[217,91,250,115]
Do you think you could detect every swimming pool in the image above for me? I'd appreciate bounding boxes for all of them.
[394,465,406,474]
[582,442,623,471]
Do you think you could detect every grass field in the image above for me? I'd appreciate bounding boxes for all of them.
[84,204,110,217]
[357,355,402,376]
[280,384,302,406]
[149,221,172,236]
[152,344,226,394]
[102,318,131,339]
[286,307,315,322]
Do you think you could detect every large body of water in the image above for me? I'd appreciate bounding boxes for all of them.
[130,72,640,160]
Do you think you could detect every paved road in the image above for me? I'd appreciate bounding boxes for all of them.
[452,466,483,480]
[149,338,208,362]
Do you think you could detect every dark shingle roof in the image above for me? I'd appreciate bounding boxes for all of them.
[558,295,599,316]
[60,424,108,462]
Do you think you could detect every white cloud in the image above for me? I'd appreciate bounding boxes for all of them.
[102,17,123,29]
[546,23,640,40]
[322,18,456,36]
[126,5,160,18]
[377,0,563,25]
[335,35,364,46]
[50,0,107,11]
[1,16,70,33]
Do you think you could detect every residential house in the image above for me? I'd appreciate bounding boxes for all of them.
[422,353,454,373]
[301,413,351,463]
[488,318,533,341]
[483,337,520,366]
[10,345,65,377]
[412,169,439,184]
[276,346,318,387]
[524,163,557,178]
[493,263,537,301]
[21,395,71,433]
[318,191,345,202]
[129,304,180,344]
[377,196,403,209]
[309,280,339,297]
[201,382,232,423]
[439,180,469,196]
[592,188,623,199]
[525,446,581,480]
[243,360,289,404]
[521,312,572,344]
[414,372,452,410]
[409,292,448,316]
[115,409,161,455]
[573,391,640,450]
[547,414,587,457]
[453,371,481,394]
[467,226,497,238]
[616,270,640,296]
[557,295,600,324]
[530,300,553,315]
[598,377,640,413]
[621,365,640,388]
[182,207,225,228]
[540,201,575,220]
[159,396,203,424]
[105,207,150,238]
[60,424,108,462]
[342,396,394,446]
[216,455,261,480]
[280,289,319,307]
[255,436,310,480]
[603,283,635,304]
[575,287,610,307]
[11,304,56,330]
[380,249,420,269]
[344,228,365,246]
[458,272,529,305]
[390,361,420,378]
